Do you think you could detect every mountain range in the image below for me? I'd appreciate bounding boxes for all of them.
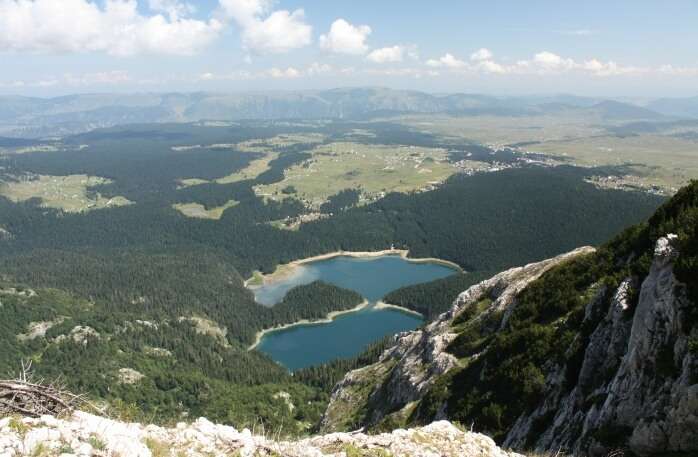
[2,88,698,138]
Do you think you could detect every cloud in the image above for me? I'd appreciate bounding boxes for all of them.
[477,60,507,74]
[0,0,223,56]
[267,67,301,78]
[426,53,466,68]
[319,19,371,55]
[531,51,576,71]
[307,62,332,75]
[423,49,657,77]
[242,10,312,54]
[470,48,493,62]
[219,0,312,54]
[581,59,645,76]
[217,0,271,23]
[198,70,253,81]
[367,46,405,63]
[148,0,194,20]
[467,48,507,74]
[197,63,329,82]
[658,64,698,77]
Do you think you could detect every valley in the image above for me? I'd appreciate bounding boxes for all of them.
[0,98,683,446]
[396,110,698,195]
[2,0,697,452]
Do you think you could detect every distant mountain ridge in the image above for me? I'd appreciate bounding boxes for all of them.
[1,87,693,138]
[646,96,698,118]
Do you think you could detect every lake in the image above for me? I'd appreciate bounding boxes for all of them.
[253,254,458,305]
[253,254,458,370]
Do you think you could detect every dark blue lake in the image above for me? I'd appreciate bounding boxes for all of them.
[253,255,458,370]
[253,255,457,305]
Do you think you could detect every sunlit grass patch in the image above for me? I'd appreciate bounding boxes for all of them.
[172,200,239,220]
[254,142,458,208]
[0,174,132,212]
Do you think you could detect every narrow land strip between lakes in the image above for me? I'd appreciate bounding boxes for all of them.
[248,300,426,351]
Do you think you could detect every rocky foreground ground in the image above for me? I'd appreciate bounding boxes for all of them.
[0,412,523,457]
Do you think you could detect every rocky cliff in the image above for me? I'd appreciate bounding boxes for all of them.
[322,182,698,457]
[503,235,697,455]
[0,412,523,457]
[321,247,596,434]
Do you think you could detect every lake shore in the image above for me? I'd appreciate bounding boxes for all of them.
[244,248,462,288]
[374,301,424,318]
[248,300,370,350]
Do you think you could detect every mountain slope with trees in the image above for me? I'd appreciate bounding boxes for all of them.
[323,181,698,456]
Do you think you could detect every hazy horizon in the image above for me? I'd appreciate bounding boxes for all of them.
[1,86,697,101]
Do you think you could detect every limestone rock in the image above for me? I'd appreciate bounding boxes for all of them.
[324,237,697,456]
[0,412,523,457]
[322,247,596,432]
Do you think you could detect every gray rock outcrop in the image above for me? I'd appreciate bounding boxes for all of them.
[323,237,698,456]
[0,412,523,457]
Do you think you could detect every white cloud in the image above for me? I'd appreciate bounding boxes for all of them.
[219,0,312,54]
[197,70,253,81]
[425,53,466,68]
[477,60,507,74]
[423,49,656,78]
[148,0,194,20]
[268,66,301,78]
[243,10,312,54]
[217,0,271,24]
[307,62,332,75]
[581,59,644,76]
[0,0,223,56]
[531,51,576,72]
[658,64,698,76]
[367,46,405,63]
[470,48,493,62]
[319,19,371,55]
[468,49,507,74]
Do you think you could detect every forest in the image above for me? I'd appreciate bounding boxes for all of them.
[0,120,666,433]
[413,180,698,443]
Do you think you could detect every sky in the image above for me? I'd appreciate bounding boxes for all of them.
[1,0,698,97]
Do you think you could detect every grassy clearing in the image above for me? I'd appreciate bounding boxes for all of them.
[528,134,698,192]
[177,178,209,188]
[0,174,132,212]
[177,134,325,188]
[177,152,280,187]
[397,114,698,193]
[254,142,457,207]
[172,200,239,220]
[217,151,280,184]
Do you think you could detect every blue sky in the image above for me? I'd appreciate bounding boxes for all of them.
[1,0,697,96]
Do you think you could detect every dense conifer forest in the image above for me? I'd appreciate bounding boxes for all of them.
[0,120,666,433]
